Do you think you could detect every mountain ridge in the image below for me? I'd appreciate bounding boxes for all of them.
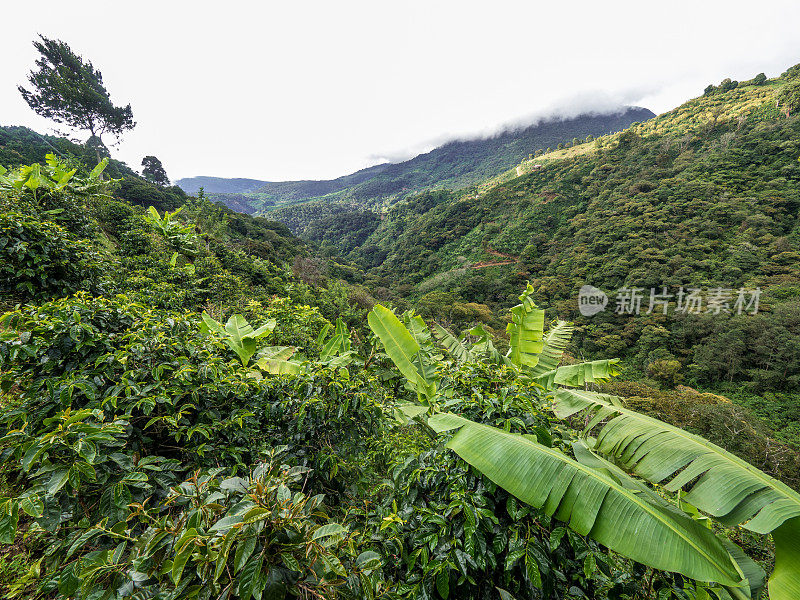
[175,106,654,213]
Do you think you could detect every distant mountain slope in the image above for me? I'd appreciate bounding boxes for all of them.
[174,176,271,195]
[175,164,392,210]
[177,107,653,215]
[334,107,655,203]
[323,70,800,423]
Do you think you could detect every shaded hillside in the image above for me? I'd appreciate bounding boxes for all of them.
[336,106,655,203]
[1,125,134,179]
[175,176,272,195]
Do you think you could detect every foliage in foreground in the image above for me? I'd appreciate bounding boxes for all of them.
[367,285,800,599]
[0,151,799,599]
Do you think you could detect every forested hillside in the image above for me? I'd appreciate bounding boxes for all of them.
[293,69,800,447]
[176,108,652,217]
[2,39,800,600]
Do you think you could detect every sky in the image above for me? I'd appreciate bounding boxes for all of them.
[2,1,800,182]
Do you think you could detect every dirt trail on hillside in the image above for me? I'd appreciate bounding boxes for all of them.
[470,247,519,268]
[485,246,519,260]
[471,260,516,269]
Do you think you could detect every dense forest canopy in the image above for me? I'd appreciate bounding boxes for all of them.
[1,37,800,600]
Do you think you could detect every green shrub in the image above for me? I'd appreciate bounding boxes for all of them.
[0,212,103,303]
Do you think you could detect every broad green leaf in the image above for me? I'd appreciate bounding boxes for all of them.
[256,346,295,361]
[770,518,800,600]
[368,305,435,401]
[506,283,545,369]
[0,511,18,545]
[554,388,800,599]
[433,413,745,587]
[532,358,620,388]
[215,528,237,582]
[528,320,574,376]
[432,323,474,364]
[312,523,347,542]
[171,539,195,585]
[19,494,44,518]
[47,469,70,495]
[201,311,226,335]
[89,157,109,179]
[553,389,800,532]
[253,358,302,375]
[234,529,256,573]
[356,550,382,573]
[238,555,264,600]
[368,305,420,384]
[396,403,429,420]
[436,569,450,599]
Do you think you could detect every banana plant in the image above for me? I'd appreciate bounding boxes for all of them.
[252,345,302,376]
[366,292,780,597]
[427,412,754,598]
[0,154,111,202]
[432,284,618,388]
[144,206,199,257]
[431,323,475,364]
[201,312,276,366]
[316,318,361,369]
[367,305,438,403]
[201,313,302,375]
[553,388,800,600]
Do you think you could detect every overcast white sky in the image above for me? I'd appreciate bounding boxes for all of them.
[2,1,800,181]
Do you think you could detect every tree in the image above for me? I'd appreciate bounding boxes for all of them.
[753,72,767,86]
[18,36,135,164]
[141,155,170,186]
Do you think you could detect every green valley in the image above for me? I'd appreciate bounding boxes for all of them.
[1,27,800,600]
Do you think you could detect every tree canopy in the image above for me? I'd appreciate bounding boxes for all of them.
[141,155,170,186]
[18,36,135,161]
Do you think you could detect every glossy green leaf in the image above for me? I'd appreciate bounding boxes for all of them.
[431,413,746,587]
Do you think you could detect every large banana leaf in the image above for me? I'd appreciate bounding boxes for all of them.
[572,440,764,599]
[553,388,800,599]
[255,346,296,361]
[771,518,800,600]
[505,284,545,369]
[319,318,351,360]
[532,358,621,388]
[368,306,420,384]
[427,412,746,589]
[529,320,574,376]
[431,323,475,364]
[368,305,436,401]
